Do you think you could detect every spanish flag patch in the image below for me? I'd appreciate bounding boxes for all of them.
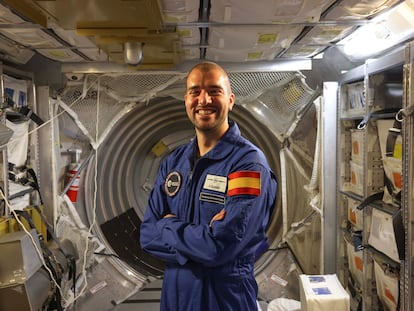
[227,171,261,196]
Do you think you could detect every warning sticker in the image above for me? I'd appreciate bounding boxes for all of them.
[89,280,108,294]
[270,274,288,287]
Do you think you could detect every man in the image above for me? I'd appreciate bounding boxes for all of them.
[140,62,277,311]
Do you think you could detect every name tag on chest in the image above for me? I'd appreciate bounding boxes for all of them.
[203,174,227,193]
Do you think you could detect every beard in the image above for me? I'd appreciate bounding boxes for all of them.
[190,112,227,133]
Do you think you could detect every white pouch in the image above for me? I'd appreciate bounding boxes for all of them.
[6,119,29,167]
[373,258,399,311]
[368,208,403,262]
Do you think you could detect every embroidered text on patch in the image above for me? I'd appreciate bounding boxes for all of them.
[227,171,261,196]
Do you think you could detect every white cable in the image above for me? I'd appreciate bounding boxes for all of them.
[0,188,70,304]
[0,76,100,307]
[304,98,321,193]
[280,148,288,241]
[70,74,101,303]
[0,79,99,151]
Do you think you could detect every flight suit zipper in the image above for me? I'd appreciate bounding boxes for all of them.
[186,156,206,223]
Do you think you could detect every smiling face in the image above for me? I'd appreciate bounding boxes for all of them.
[184,63,235,137]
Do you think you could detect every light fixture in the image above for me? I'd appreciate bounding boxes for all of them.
[336,0,414,61]
[123,42,143,66]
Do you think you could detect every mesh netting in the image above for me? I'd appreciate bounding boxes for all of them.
[228,71,296,101]
[57,70,316,148]
[240,72,316,137]
[58,81,134,148]
[56,69,322,276]
[98,72,185,102]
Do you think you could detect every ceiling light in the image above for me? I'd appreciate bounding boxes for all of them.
[336,0,414,61]
[123,42,143,66]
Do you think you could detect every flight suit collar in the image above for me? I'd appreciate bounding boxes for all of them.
[188,121,240,161]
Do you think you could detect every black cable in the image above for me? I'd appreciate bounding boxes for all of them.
[13,210,64,311]
[26,167,44,205]
[94,251,121,260]
[0,186,5,215]
[266,244,290,252]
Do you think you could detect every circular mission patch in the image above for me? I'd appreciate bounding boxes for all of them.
[164,171,181,196]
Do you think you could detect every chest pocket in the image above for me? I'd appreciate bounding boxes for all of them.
[199,191,225,223]
[166,191,186,217]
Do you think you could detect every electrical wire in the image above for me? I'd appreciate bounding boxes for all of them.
[0,75,102,309]
[0,187,67,304]
[68,75,101,305]
[94,251,121,260]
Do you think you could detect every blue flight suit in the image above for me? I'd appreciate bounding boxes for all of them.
[140,121,277,311]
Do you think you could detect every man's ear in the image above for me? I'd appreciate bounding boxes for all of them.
[228,93,235,111]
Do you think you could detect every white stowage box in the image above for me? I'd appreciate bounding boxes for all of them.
[209,0,334,23]
[176,26,201,46]
[208,25,302,50]
[324,0,400,20]
[298,25,353,45]
[299,274,350,311]
[206,46,282,62]
[160,0,199,22]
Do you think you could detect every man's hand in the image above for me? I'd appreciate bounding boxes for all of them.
[163,213,176,218]
[209,209,226,227]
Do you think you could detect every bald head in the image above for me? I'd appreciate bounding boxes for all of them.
[187,62,232,94]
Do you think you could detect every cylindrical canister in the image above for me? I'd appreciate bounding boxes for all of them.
[66,163,81,202]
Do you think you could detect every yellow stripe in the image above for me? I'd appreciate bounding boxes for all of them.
[228,177,260,190]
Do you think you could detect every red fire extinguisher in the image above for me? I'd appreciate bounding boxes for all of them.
[66,149,82,202]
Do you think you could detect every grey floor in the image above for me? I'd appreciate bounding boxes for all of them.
[111,279,271,311]
[113,279,162,311]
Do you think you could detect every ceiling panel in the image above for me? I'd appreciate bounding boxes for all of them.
[0,0,407,68]
[209,0,336,23]
[325,0,401,20]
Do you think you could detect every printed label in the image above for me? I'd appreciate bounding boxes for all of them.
[270,274,288,287]
[203,174,227,193]
[89,280,108,294]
